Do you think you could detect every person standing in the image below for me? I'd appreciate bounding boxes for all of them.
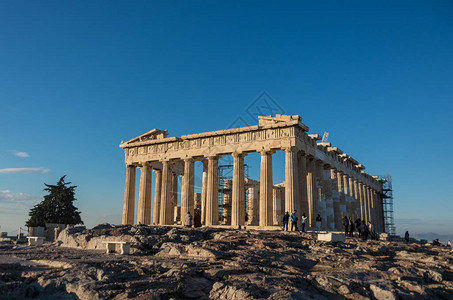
[368,221,375,239]
[355,218,362,235]
[184,212,193,228]
[405,231,410,243]
[316,214,322,232]
[301,213,307,233]
[360,220,367,241]
[348,217,355,237]
[290,210,298,231]
[343,216,349,236]
[282,212,289,231]
[447,240,451,247]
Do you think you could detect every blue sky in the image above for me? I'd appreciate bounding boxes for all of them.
[1,1,452,236]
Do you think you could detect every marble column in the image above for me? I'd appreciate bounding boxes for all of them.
[306,157,317,227]
[152,169,162,225]
[171,173,178,223]
[122,165,136,225]
[321,165,334,230]
[223,180,232,224]
[273,187,282,225]
[137,163,152,225]
[367,187,373,224]
[354,179,361,220]
[348,177,355,219]
[259,150,273,226]
[337,171,346,219]
[181,158,195,224]
[331,169,342,230]
[361,183,368,223]
[343,174,350,218]
[315,160,325,230]
[231,153,245,227]
[205,156,219,226]
[159,161,172,225]
[285,147,299,216]
[298,152,308,217]
[201,159,208,225]
[358,182,364,221]
[247,185,259,225]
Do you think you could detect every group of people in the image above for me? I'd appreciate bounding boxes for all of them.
[282,210,309,232]
[343,216,377,240]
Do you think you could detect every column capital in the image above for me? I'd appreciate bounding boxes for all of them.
[232,151,247,158]
[283,146,298,153]
[183,157,194,163]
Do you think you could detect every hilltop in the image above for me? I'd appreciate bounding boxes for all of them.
[0,225,452,299]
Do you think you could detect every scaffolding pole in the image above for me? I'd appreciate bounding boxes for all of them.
[380,174,396,236]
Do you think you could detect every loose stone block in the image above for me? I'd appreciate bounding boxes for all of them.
[317,232,345,242]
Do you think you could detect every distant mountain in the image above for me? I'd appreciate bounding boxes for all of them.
[411,232,453,243]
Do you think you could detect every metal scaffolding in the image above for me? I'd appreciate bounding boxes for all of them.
[218,164,249,221]
[381,174,396,236]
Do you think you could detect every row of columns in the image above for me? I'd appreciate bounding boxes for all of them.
[122,148,384,231]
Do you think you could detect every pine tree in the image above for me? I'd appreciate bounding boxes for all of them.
[26,175,83,227]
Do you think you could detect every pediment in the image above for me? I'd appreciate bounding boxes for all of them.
[124,129,168,144]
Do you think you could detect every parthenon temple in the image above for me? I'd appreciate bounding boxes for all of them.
[120,114,386,232]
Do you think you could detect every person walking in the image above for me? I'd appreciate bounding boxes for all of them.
[343,216,349,236]
[405,231,410,243]
[355,218,362,235]
[348,217,355,237]
[282,212,289,231]
[290,210,298,231]
[301,213,307,233]
[184,212,193,228]
[315,214,322,232]
[360,220,367,241]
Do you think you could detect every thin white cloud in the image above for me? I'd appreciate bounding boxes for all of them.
[0,168,50,174]
[0,190,40,215]
[13,151,30,158]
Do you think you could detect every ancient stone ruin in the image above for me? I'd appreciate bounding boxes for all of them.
[120,114,385,232]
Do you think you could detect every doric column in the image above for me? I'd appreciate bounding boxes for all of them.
[357,182,364,221]
[284,147,299,216]
[122,165,136,225]
[348,177,355,219]
[343,174,350,217]
[337,171,346,219]
[361,183,368,222]
[159,160,172,225]
[273,187,282,225]
[321,165,334,230]
[354,179,361,220]
[331,169,342,230]
[306,157,317,227]
[223,180,232,224]
[247,184,259,225]
[152,169,162,225]
[259,150,273,226]
[367,187,373,224]
[181,158,195,224]
[205,156,219,226]
[137,163,152,225]
[171,173,178,223]
[314,160,325,230]
[298,152,308,217]
[231,153,245,227]
[201,159,208,225]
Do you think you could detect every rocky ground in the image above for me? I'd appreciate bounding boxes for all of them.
[0,224,452,299]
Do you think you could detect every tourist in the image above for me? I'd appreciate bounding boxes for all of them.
[316,214,322,232]
[447,240,451,248]
[290,210,298,231]
[360,220,368,241]
[405,231,410,243]
[433,239,440,246]
[282,212,289,231]
[355,218,362,235]
[301,213,307,232]
[368,221,376,239]
[184,212,193,228]
[348,217,355,237]
[343,216,349,236]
